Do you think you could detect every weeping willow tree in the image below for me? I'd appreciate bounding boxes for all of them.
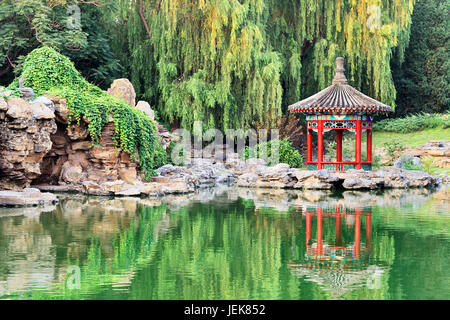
[111,0,415,130]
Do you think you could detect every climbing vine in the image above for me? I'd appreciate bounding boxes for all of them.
[9,46,162,179]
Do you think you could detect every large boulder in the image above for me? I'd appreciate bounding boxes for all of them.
[0,97,57,190]
[106,78,136,107]
[0,188,58,206]
[135,101,155,120]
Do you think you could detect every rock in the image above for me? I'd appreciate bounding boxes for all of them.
[0,97,8,111]
[115,187,141,196]
[343,178,377,189]
[29,102,55,119]
[102,180,125,193]
[30,97,55,112]
[135,101,155,120]
[437,174,450,185]
[0,189,58,206]
[6,97,32,119]
[67,122,89,140]
[47,96,69,123]
[72,141,91,151]
[0,97,57,190]
[404,140,450,169]
[394,154,422,169]
[81,181,109,195]
[106,78,136,107]
[60,162,84,184]
[119,167,137,184]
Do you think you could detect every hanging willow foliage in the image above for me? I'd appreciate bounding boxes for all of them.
[110,0,415,131]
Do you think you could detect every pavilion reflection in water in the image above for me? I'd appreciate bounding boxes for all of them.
[289,204,385,299]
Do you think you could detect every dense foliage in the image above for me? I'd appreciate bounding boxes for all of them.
[0,0,121,88]
[8,46,162,178]
[392,0,449,116]
[244,139,304,168]
[373,112,450,133]
[110,0,416,131]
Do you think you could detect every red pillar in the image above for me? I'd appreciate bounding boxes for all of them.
[336,130,343,162]
[317,120,324,170]
[355,120,362,169]
[317,207,323,257]
[366,212,372,253]
[306,212,311,245]
[354,208,361,257]
[307,127,312,163]
[367,128,372,163]
[335,210,342,246]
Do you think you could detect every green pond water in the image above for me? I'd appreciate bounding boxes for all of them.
[0,186,449,300]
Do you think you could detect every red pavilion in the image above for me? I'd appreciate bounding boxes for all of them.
[289,57,392,171]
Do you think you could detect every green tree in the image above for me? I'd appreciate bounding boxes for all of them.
[111,0,416,131]
[0,0,121,88]
[392,0,450,116]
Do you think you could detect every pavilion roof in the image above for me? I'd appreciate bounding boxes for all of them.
[288,58,392,114]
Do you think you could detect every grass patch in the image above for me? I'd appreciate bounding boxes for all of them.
[373,128,450,149]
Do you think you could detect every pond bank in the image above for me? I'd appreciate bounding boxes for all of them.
[1,156,446,207]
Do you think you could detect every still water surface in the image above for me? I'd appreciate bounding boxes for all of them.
[0,186,448,300]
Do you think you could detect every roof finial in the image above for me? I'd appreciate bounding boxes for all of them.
[332,57,348,85]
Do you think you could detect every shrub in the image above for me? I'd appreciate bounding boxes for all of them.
[9,46,163,179]
[383,141,405,163]
[373,112,450,133]
[244,139,304,168]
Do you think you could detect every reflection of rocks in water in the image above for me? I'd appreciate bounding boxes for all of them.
[230,187,440,211]
[0,194,175,297]
[0,216,56,298]
[289,264,386,300]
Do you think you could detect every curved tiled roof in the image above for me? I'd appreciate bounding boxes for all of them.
[289,58,392,114]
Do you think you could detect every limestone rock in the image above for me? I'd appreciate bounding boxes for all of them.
[60,162,84,184]
[0,97,7,111]
[67,122,89,140]
[343,178,377,189]
[6,97,32,119]
[119,167,137,184]
[102,180,125,193]
[29,102,55,120]
[0,98,57,190]
[106,78,136,107]
[30,97,55,112]
[115,188,141,196]
[0,189,58,206]
[82,181,109,195]
[135,101,154,120]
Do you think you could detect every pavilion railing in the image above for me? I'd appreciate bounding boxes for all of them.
[307,162,372,171]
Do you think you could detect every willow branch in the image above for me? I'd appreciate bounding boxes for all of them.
[139,1,152,40]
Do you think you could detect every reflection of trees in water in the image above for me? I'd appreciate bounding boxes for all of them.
[0,186,447,299]
[0,195,170,298]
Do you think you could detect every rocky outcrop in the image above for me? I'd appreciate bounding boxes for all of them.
[406,140,450,169]
[0,97,56,190]
[135,100,155,120]
[0,188,58,206]
[236,163,440,190]
[106,78,136,107]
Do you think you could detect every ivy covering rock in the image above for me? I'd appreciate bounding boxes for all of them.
[8,46,163,179]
